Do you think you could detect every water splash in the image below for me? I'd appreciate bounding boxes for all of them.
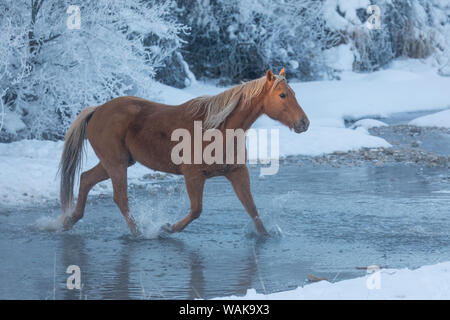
[131,184,186,239]
[33,214,65,231]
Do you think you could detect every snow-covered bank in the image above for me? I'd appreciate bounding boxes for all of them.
[215,261,450,300]
[290,60,450,122]
[0,140,160,206]
[409,109,450,128]
[253,122,390,157]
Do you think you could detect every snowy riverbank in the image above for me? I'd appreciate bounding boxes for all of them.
[215,261,450,300]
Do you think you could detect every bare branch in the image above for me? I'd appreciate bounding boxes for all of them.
[42,33,61,43]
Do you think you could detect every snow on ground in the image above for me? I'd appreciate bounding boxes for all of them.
[215,261,450,300]
[151,81,195,105]
[409,109,450,128]
[0,140,160,206]
[290,59,450,122]
[350,118,388,129]
[252,116,390,157]
[1,59,450,206]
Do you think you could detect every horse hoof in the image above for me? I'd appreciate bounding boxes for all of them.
[127,224,140,237]
[257,228,270,237]
[130,229,140,237]
[63,216,74,231]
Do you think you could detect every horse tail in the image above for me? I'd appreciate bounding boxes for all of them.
[59,106,97,215]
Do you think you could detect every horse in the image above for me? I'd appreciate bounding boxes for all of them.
[59,68,309,236]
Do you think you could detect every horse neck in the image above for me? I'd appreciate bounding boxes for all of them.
[224,95,264,131]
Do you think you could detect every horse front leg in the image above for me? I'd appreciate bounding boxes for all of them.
[169,173,205,233]
[226,165,268,236]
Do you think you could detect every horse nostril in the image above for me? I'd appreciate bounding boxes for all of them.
[294,117,309,133]
[301,118,307,127]
[301,117,309,130]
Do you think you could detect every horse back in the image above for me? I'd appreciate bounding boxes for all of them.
[86,96,185,174]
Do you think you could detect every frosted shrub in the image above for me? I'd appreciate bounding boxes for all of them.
[0,0,187,141]
[329,0,450,72]
[1,0,450,142]
[173,0,336,84]
[171,0,450,83]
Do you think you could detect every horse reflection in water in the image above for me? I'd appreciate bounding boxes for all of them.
[59,234,277,299]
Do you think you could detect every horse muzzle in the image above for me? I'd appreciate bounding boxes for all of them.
[293,117,309,133]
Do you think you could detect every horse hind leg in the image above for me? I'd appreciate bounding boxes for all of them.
[64,162,109,230]
[104,163,138,235]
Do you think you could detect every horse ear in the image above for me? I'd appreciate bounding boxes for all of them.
[266,69,274,83]
[279,68,285,77]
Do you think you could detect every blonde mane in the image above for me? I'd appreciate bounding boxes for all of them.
[188,75,286,129]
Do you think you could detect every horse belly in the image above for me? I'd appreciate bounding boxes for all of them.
[126,127,182,175]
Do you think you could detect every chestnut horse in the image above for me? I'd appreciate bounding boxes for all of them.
[59,69,309,236]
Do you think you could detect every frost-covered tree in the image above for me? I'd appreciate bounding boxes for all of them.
[2,0,450,142]
[323,0,450,72]
[167,0,450,84]
[0,0,187,141]
[171,0,336,84]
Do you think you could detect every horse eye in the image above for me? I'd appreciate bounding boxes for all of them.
[279,93,286,99]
